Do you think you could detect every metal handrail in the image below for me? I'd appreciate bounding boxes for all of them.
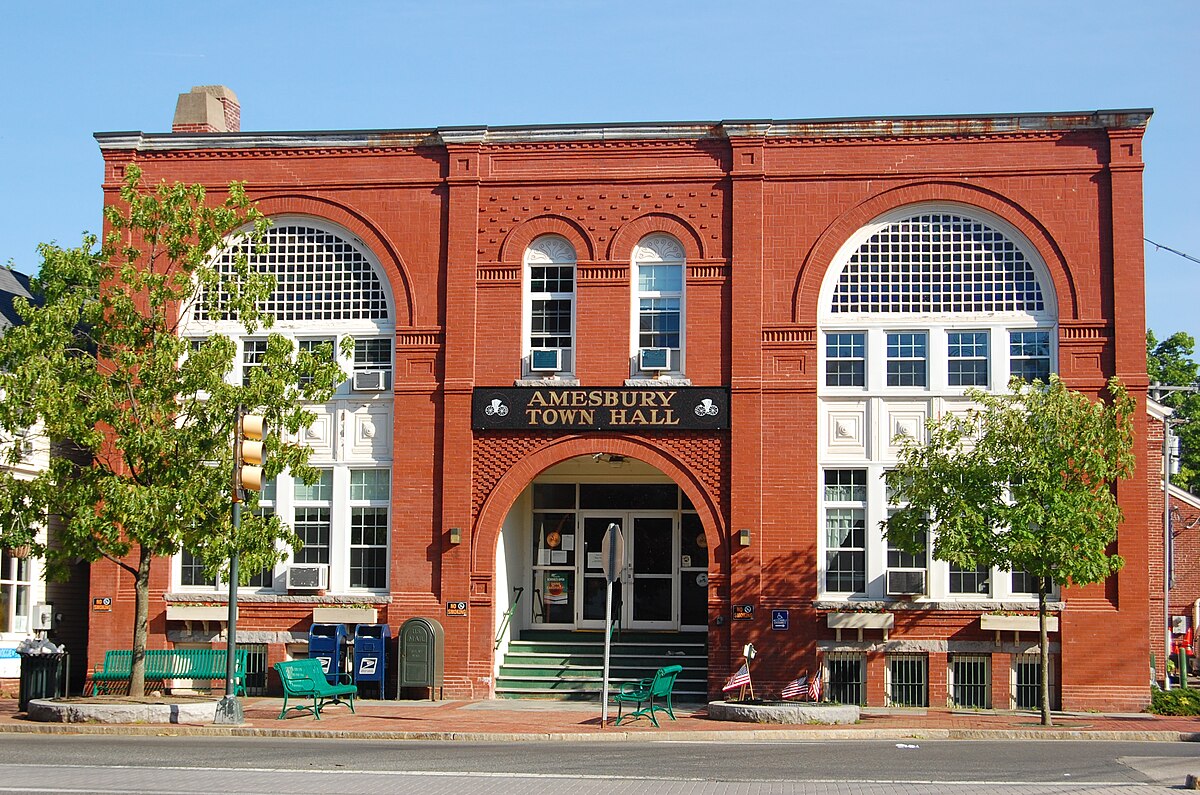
[493,587,524,650]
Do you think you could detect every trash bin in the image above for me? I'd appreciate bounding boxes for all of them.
[308,623,348,685]
[398,617,444,700]
[353,623,390,699]
[18,651,69,712]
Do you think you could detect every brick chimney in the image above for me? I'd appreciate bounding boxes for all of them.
[172,86,240,133]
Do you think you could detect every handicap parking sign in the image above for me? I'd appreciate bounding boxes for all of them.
[771,609,789,630]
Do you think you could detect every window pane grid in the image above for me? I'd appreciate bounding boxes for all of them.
[951,655,991,708]
[826,653,866,705]
[888,654,928,707]
[948,330,989,386]
[350,507,388,589]
[196,225,389,321]
[1010,330,1052,382]
[950,564,991,595]
[1014,655,1043,710]
[825,468,866,592]
[826,332,866,387]
[354,338,391,370]
[887,332,927,387]
[831,214,1046,314]
[293,507,330,565]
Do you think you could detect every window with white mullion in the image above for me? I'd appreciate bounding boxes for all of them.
[293,470,333,568]
[632,234,686,376]
[241,339,269,386]
[1,549,33,634]
[825,332,866,387]
[823,469,867,594]
[348,469,390,590]
[886,332,927,388]
[947,330,989,387]
[524,236,576,375]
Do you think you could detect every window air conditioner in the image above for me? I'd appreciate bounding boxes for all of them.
[639,347,671,371]
[285,564,328,590]
[352,370,387,392]
[529,348,562,373]
[886,569,926,597]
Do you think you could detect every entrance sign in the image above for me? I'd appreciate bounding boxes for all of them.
[772,609,789,630]
[472,387,729,431]
[601,522,623,725]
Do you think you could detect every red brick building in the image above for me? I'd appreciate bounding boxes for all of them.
[87,86,1153,711]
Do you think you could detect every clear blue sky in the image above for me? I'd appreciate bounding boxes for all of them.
[2,1,1196,345]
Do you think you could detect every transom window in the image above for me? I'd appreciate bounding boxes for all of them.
[195,224,389,322]
[831,213,1045,315]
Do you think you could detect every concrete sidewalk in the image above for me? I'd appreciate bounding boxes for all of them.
[3,696,1200,742]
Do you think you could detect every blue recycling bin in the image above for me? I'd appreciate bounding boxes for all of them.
[353,623,391,699]
[308,623,348,684]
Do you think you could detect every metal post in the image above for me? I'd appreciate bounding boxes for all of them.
[601,579,613,724]
[1164,406,1173,691]
[215,408,245,724]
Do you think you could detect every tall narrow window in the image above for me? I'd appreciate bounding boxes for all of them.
[525,236,576,376]
[824,469,866,593]
[349,469,390,590]
[633,235,685,376]
[293,470,333,566]
[0,549,32,634]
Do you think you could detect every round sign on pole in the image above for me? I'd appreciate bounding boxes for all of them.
[601,523,625,583]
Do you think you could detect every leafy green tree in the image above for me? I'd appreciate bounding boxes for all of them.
[0,166,344,696]
[885,376,1136,726]
[1147,329,1200,492]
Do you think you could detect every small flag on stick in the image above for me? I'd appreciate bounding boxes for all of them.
[781,672,808,700]
[808,671,822,702]
[722,662,751,692]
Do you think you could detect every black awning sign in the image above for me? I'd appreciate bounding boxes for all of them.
[473,387,729,431]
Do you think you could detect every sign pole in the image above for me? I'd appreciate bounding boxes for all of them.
[600,522,624,727]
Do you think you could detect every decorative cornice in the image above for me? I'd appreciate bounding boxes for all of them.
[396,329,443,347]
[763,326,816,345]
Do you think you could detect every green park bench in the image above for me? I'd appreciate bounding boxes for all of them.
[89,648,247,696]
[612,664,683,727]
[273,658,357,720]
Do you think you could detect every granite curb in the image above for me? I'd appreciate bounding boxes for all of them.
[0,721,1195,743]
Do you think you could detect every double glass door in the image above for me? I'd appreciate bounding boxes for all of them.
[580,513,677,630]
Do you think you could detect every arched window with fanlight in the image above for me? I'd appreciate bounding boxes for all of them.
[523,235,576,377]
[817,205,1057,604]
[631,234,686,378]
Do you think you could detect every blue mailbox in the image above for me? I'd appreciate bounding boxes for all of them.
[353,623,391,698]
[308,623,348,684]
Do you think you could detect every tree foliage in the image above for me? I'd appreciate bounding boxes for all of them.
[0,165,345,694]
[1147,329,1200,492]
[885,375,1136,724]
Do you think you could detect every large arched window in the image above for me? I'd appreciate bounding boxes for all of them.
[631,234,686,377]
[817,205,1056,603]
[179,218,395,596]
[523,235,576,377]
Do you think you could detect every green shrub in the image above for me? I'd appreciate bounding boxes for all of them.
[1148,687,1200,716]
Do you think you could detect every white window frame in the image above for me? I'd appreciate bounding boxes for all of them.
[0,549,33,635]
[522,235,576,377]
[630,234,686,377]
[817,203,1058,604]
[822,469,867,595]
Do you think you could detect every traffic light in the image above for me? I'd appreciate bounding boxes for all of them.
[235,412,267,498]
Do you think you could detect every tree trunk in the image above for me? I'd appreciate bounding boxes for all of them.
[1038,580,1052,726]
[129,546,152,697]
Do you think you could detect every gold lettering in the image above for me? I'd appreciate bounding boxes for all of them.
[605,392,619,406]
[588,391,603,407]
[547,391,569,406]
[610,409,627,424]
[621,392,638,407]
[571,391,588,407]
[630,409,649,424]
[528,391,547,407]
[639,391,657,407]
[661,391,677,406]
[526,408,544,423]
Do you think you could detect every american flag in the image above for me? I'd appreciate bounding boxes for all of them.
[781,673,808,699]
[808,672,822,702]
[722,662,751,692]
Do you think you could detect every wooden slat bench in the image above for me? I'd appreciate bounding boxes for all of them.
[89,648,247,696]
[273,658,357,720]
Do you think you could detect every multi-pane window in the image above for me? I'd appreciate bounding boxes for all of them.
[293,470,333,566]
[886,332,927,387]
[297,338,335,385]
[1011,570,1051,595]
[526,236,576,375]
[634,235,685,374]
[826,332,866,387]
[830,213,1046,315]
[949,564,991,595]
[951,655,991,708]
[196,223,389,322]
[353,339,391,375]
[888,654,929,707]
[826,653,866,705]
[242,339,269,386]
[948,331,989,387]
[824,470,866,593]
[1013,654,1045,710]
[1,549,32,634]
[349,469,390,590]
[1010,330,1052,383]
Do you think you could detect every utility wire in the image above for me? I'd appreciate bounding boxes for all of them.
[1147,238,1200,265]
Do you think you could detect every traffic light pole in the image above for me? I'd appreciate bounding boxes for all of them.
[214,407,246,725]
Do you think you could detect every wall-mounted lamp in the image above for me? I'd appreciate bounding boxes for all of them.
[449,527,462,545]
[738,528,751,547]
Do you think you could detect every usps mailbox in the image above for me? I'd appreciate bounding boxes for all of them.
[353,623,391,699]
[398,617,444,700]
[308,623,348,684]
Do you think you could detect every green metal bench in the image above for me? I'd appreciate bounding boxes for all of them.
[89,648,247,696]
[273,658,357,720]
[612,664,683,727]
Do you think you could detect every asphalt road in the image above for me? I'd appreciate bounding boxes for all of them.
[0,735,1198,794]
